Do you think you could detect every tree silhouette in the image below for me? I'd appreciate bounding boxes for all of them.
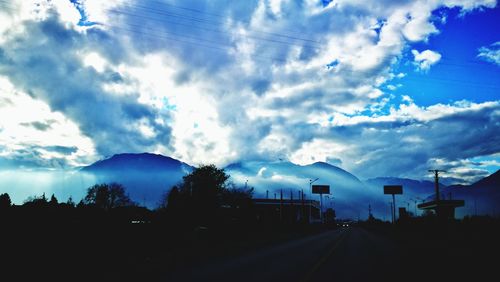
[66,196,75,207]
[23,193,48,208]
[162,165,254,226]
[182,164,229,205]
[0,193,11,209]
[84,183,134,210]
[49,194,58,206]
[163,185,180,210]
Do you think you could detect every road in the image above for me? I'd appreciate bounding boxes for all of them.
[165,227,402,282]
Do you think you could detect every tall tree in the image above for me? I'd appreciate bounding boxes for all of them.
[180,164,229,211]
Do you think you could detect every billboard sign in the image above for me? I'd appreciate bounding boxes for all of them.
[384,185,403,195]
[312,185,330,194]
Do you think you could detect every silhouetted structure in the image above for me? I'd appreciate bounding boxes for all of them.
[398,207,409,220]
[252,198,320,224]
[418,170,464,220]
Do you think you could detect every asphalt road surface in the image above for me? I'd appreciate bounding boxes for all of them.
[166,227,402,282]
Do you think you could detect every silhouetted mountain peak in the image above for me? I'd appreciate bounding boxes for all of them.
[306,162,361,183]
[82,153,193,172]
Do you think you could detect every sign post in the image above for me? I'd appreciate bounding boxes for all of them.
[384,185,403,223]
[312,185,330,223]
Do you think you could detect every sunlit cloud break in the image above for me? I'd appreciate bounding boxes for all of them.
[0,0,498,184]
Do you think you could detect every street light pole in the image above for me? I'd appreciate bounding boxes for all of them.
[309,178,319,223]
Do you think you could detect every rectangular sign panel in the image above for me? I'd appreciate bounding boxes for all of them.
[384,185,403,195]
[312,185,330,194]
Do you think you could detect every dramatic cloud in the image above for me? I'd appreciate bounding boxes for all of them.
[0,77,95,168]
[478,41,500,66]
[0,2,173,166]
[0,0,498,183]
[289,99,500,180]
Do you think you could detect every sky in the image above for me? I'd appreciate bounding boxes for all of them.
[0,0,499,184]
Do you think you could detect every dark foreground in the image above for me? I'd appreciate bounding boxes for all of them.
[2,218,500,281]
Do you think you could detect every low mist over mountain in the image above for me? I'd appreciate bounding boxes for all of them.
[225,160,378,219]
[1,152,498,218]
[81,153,193,208]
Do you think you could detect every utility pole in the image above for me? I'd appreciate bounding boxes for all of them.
[428,169,446,202]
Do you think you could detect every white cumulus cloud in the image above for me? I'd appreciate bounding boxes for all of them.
[412,49,442,71]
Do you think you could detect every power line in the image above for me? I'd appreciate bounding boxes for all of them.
[115,0,321,44]
[144,0,226,19]
[106,23,289,64]
[1,0,499,91]
[106,6,322,49]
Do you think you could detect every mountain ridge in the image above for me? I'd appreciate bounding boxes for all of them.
[79,153,499,217]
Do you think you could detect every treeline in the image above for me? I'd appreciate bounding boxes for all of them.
[0,165,255,229]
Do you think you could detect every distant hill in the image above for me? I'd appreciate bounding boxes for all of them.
[439,170,500,217]
[81,153,193,208]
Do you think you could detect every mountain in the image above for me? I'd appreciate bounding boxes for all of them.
[81,153,193,208]
[80,154,499,218]
[438,170,500,217]
[470,169,500,188]
[364,171,500,218]
[224,160,371,219]
[82,153,192,173]
[225,160,362,190]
